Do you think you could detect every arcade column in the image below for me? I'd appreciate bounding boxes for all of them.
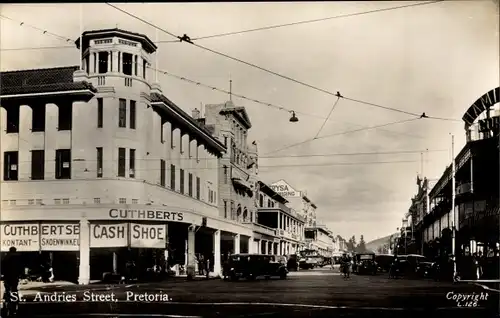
[213,230,221,277]
[78,220,90,285]
[234,234,241,254]
[248,235,254,254]
[186,225,196,279]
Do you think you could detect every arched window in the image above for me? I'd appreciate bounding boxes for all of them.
[236,205,242,221]
[243,208,248,222]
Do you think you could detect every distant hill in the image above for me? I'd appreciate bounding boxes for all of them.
[365,233,398,253]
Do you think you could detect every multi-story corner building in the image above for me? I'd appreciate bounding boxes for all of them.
[194,100,258,255]
[256,181,305,255]
[398,87,499,279]
[0,28,255,283]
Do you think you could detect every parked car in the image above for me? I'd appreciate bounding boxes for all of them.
[353,253,377,275]
[375,254,394,272]
[224,254,288,281]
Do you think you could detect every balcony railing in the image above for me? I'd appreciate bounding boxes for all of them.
[243,222,277,237]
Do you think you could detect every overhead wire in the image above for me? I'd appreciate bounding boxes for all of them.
[313,96,341,139]
[8,146,448,164]
[264,117,422,155]
[1,1,444,50]
[0,17,427,140]
[104,3,461,121]
[1,11,461,126]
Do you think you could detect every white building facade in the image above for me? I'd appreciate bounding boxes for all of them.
[256,181,304,255]
[0,28,254,283]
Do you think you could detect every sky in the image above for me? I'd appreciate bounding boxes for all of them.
[1,1,499,243]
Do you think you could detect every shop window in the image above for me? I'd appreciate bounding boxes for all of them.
[129,149,136,178]
[6,107,19,133]
[118,99,126,128]
[130,100,136,129]
[32,104,46,132]
[55,149,71,179]
[31,150,44,180]
[160,159,166,187]
[180,169,185,194]
[97,98,103,128]
[118,148,126,177]
[3,151,18,181]
[96,147,103,178]
[58,105,72,131]
[170,164,176,190]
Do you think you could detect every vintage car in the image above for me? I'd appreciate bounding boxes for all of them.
[353,253,377,275]
[224,254,288,281]
[375,254,394,272]
[298,249,322,269]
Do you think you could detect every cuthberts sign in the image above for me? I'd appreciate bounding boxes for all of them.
[108,209,184,222]
[462,87,500,127]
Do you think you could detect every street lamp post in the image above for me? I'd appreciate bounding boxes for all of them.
[451,134,458,281]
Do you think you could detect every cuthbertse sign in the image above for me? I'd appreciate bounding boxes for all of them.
[0,223,80,252]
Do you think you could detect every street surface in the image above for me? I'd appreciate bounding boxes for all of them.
[12,268,500,317]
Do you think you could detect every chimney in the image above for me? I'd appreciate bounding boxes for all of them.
[192,108,200,119]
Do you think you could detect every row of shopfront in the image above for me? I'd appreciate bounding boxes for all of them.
[399,87,500,279]
[0,206,305,284]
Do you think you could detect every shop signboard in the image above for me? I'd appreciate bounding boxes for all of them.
[270,180,302,198]
[130,223,166,249]
[0,223,40,252]
[40,223,80,251]
[90,223,128,248]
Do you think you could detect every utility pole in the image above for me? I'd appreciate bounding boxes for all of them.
[229,75,233,101]
[79,3,83,70]
[451,134,457,280]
